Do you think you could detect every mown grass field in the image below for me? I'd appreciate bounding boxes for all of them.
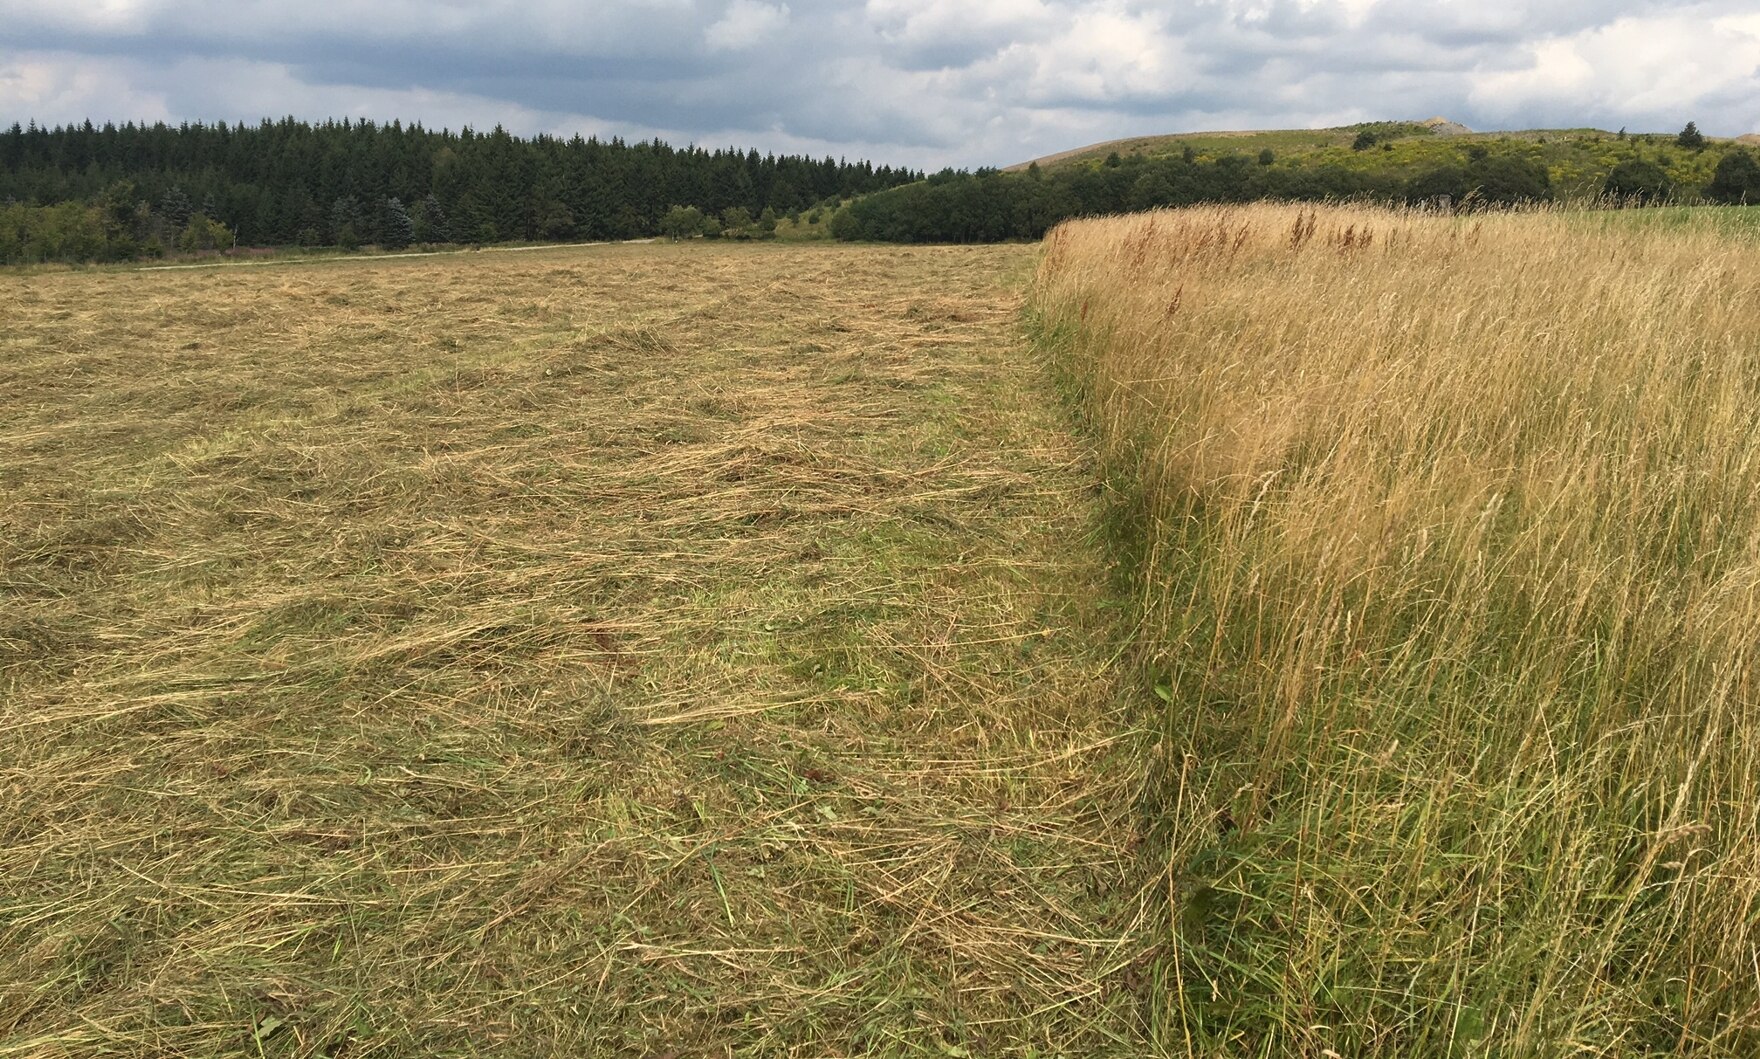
[1031,204,1760,1055]
[13,206,1760,1058]
[1,243,1155,1056]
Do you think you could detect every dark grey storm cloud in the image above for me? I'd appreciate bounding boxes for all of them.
[3,0,1757,169]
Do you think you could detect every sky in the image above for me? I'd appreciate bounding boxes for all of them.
[3,0,1759,170]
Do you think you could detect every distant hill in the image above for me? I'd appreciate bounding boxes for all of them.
[832,119,1760,244]
[1007,120,1452,172]
[1005,118,1747,201]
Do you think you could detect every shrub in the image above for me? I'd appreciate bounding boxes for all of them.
[720,206,753,237]
[1604,158,1672,203]
[1468,153,1553,204]
[1708,148,1760,204]
[177,214,235,253]
[1405,164,1469,205]
[660,205,705,240]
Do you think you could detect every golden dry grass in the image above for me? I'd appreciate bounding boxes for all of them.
[1031,204,1760,1054]
[1,243,1154,1056]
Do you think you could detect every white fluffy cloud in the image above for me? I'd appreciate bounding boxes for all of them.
[2,0,1757,169]
[705,0,791,51]
[1471,12,1760,127]
[2,50,172,123]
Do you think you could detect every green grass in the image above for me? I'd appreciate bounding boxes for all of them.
[1568,202,1760,237]
[772,208,840,241]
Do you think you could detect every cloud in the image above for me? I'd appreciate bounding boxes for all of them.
[1,48,175,123]
[865,0,1057,69]
[2,0,1758,170]
[1469,11,1760,129]
[705,0,791,50]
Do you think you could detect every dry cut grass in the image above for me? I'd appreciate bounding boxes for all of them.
[1030,204,1760,1055]
[1,243,1154,1056]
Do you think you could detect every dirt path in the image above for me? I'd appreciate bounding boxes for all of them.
[1,242,1151,1056]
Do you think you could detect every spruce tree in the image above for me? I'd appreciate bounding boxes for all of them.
[161,185,192,232]
[330,195,362,247]
[381,196,414,249]
[412,193,448,243]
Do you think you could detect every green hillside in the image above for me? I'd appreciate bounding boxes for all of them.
[1010,118,1754,202]
[1009,120,1446,170]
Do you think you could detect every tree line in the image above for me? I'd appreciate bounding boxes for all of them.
[829,148,1552,243]
[831,140,1760,244]
[0,117,922,263]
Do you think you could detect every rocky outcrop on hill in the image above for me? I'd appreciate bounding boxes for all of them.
[1421,116,1474,136]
